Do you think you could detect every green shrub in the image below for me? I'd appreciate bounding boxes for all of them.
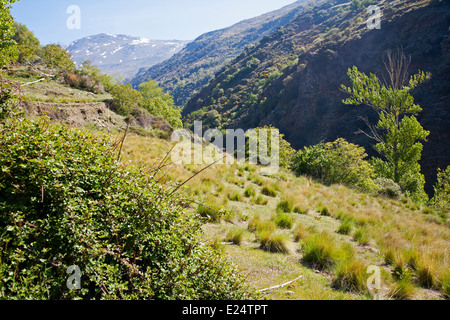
[245,126,295,169]
[374,178,402,199]
[291,138,376,191]
[0,117,253,300]
[41,44,76,72]
[432,166,450,212]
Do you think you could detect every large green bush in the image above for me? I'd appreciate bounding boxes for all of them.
[0,116,253,300]
[291,138,376,191]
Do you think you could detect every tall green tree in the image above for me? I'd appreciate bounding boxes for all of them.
[341,49,431,203]
[0,0,18,67]
[12,22,40,63]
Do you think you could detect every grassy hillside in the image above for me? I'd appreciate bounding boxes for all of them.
[120,133,449,300]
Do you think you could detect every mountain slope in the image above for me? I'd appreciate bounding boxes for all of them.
[183,0,450,194]
[67,33,189,79]
[130,0,310,106]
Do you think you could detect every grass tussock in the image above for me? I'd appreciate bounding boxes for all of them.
[227,190,244,202]
[301,232,340,270]
[316,203,330,216]
[353,227,370,246]
[275,212,294,229]
[388,279,416,300]
[332,260,369,294]
[225,227,245,245]
[293,223,309,242]
[261,184,277,197]
[258,230,290,254]
[276,198,294,213]
[244,186,256,198]
[337,219,353,235]
[250,195,268,205]
[248,215,276,233]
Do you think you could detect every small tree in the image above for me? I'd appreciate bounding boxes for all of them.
[341,49,431,203]
[108,83,142,116]
[12,22,41,63]
[0,0,18,68]
[139,80,182,129]
[41,44,76,72]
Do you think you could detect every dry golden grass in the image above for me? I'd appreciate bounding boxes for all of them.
[118,133,449,300]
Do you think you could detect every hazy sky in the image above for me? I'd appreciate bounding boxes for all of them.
[11,0,298,45]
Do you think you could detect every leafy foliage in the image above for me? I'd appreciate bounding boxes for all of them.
[41,44,76,72]
[12,22,41,63]
[0,116,254,299]
[139,80,182,129]
[0,0,18,67]
[432,166,450,212]
[291,138,376,191]
[245,125,295,169]
[373,177,402,199]
[342,61,431,204]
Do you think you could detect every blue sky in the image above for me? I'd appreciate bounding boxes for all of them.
[11,0,298,45]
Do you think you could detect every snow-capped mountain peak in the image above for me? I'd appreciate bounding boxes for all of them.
[66,33,189,79]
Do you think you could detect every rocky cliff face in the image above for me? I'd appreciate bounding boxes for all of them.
[184,0,450,194]
[130,1,309,106]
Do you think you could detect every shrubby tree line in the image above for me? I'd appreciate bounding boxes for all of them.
[1,0,252,299]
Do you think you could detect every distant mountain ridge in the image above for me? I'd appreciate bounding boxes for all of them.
[130,0,310,106]
[66,33,189,79]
